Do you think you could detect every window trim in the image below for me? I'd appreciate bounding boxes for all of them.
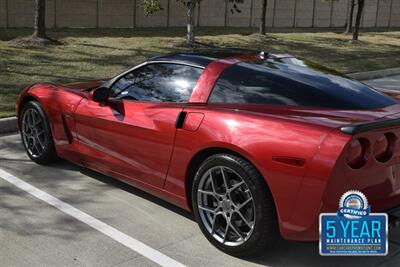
[107,61,204,104]
[103,60,205,104]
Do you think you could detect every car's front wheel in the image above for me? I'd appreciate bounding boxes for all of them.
[192,154,278,257]
[20,101,58,164]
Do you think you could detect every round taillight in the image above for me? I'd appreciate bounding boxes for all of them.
[374,133,395,163]
[346,138,369,169]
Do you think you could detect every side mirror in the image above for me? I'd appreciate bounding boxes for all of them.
[92,87,110,103]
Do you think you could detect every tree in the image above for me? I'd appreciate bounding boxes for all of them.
[143,1,245,46]
[185,0,197,45]
[142,0,163,15]
[33,0,46,39]
[260,0,268,35]
[346,0,355,33]
[352,0,365,41]
[21,0,59,45]
[143,0,201,46]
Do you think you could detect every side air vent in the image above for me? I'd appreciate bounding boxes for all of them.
[61,114,73,144]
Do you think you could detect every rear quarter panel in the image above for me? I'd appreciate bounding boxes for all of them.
[334,126,400,211]
[165,105,340,233]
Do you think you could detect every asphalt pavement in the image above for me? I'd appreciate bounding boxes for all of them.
[1,75,400,267]
[364,75,400,91]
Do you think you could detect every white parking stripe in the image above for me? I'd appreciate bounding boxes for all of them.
[0,168,186,267]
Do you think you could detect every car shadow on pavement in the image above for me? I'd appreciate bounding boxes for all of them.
[47,159,400,267]
[69,163,195,221]
[73,162,400,267]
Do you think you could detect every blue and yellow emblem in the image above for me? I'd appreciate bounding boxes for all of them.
[320,190,388,256]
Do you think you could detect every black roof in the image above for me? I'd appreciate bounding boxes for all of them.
[149,48,260,68]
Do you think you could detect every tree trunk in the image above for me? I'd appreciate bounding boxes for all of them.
[33,0,46,39]
[186,0,196,45]
[346,0,355,33]
[353,0,365,41]
[259,0,267,35]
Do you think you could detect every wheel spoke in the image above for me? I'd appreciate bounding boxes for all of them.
[33,141,42,154]
[230,222,245,240]
[27,138,34,150]
[22,121,29,132]
[228,180,244,193]
[209,171,217,194]
[198,205,217,214]
[36,129,45,136]
[220,167,229,193]
[34,114,41,126]
[237,197,253,210]
[30,140,37,153]
[209,171,224,198]
[222,224,230,243]
[198,189,216,197]
[36,136,45,149]
[32,111,37,125]
[22,130,30,137]
[236,210,254,229]
[211,213,222,235]
[29,110,35,126]
[25,112,30,127]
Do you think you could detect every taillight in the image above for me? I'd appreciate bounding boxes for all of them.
[346,138,369,169]
[373,133,396,163]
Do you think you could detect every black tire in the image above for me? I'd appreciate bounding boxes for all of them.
[192,153,278,257]
[19,101,58,164]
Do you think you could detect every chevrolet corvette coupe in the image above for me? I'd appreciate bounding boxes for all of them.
[17,49,400,256]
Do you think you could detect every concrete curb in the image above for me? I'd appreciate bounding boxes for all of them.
[0,117,17,134]
[348,67,400,81]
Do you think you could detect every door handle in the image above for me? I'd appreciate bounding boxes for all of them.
[175,111,187,129]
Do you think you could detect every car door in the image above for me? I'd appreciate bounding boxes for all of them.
[74,63,203,188]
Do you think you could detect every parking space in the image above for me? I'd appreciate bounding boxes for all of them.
[1,133,400,266]
[364,75,400,91]
[0,134,262,267]
[1,75,400,266]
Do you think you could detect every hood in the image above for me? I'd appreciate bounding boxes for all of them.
[62,79,107,91]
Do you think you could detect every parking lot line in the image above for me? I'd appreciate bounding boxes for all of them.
[0,168,186,267]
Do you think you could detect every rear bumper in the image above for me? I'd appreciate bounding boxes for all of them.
[281,122,400,241]
[279,127,400,241]
[281,199,400,242]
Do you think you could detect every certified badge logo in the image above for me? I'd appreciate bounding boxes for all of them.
[338,191,370,219]
[319,190,388,256]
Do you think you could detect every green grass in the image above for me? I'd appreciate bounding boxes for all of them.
[1,27,400,118]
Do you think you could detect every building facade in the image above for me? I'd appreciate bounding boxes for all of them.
[0,0,399,28]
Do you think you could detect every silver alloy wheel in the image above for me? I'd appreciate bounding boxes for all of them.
[21,108,47,158]
[197,166,255,246]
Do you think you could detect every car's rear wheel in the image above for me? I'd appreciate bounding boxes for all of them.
[192,154,278,257]
[20,101,58,164]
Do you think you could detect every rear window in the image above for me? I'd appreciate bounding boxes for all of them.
[208,61,396,109]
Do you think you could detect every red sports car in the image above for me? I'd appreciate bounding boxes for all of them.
[16,49,400,256]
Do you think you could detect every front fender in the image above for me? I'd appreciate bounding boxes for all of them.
[17,83,85,147]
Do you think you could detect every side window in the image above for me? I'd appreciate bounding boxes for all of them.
[209,64,333,106]
[209,65,302,105]
[209,63,396,109]
[110,63,203,103]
